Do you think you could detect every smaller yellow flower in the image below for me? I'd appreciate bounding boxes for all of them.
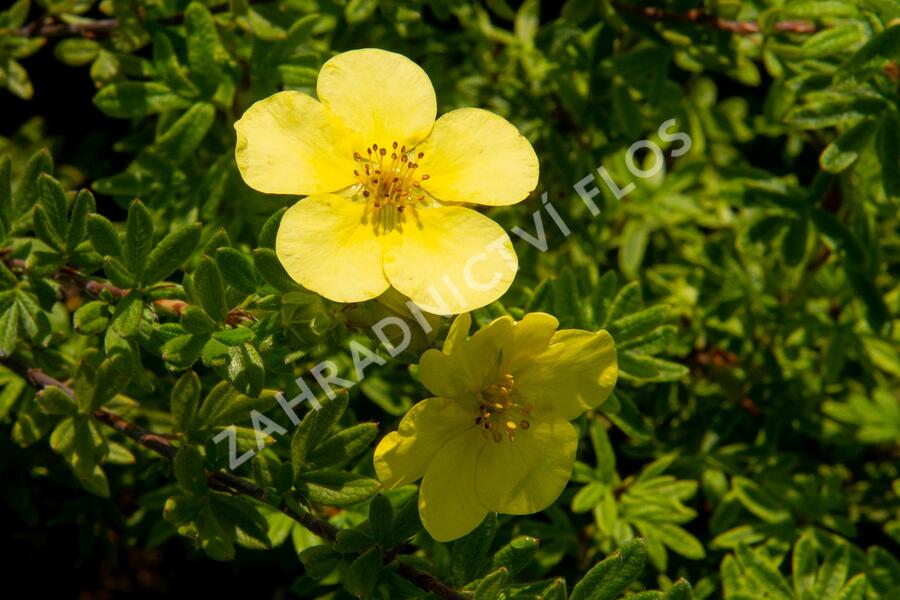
[374,312,618,542]
[234,48,539,314]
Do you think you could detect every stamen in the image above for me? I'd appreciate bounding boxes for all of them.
[473,374,532,444]
[351,141,432,231]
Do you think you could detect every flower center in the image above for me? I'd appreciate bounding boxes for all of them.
[352,142,430,224]
[475,373,533,443]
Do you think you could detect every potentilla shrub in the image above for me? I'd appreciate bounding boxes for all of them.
[0,1,898,599]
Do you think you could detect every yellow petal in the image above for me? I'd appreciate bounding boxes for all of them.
[515,330,618,420]
[443,312,472,355]
[419,428,489,541]
[418,313,474,397]
[496,312,559,373]
[373,397,472,489]
[417,108,539,206]
[420,313,558,396]
[275,194,389,302]
[382,206,518,314]
[317,48,436,149]
[234,91,356,195]
[475,418,577,515]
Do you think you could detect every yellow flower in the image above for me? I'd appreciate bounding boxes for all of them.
[234,49,539,314]
[374,312,618,541]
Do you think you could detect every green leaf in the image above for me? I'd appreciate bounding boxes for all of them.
[37,174,68,238]
[111,290,143,338]
[554,267,581,327]
[54,38,100,66]
[88,214,122,257]
[182,305,216,334]
[72,360,97,413]
[184,2,223,94]
[196,507,235,560]
[732,476,792,523]
[607,305,670,343]
[345,547,382,598]
[801,25,865,59]
[70,417,102,482]
[33,205,64,251]
[72,300,109,335]
[387,495,422,546]
[211,494,270,549]
[225,343,265,397]
[5,59,33,99]
[306,422,378,469]
[91,354,132,410]
[490,536,539,577]
[541,579,568,600]
[735,544,793,600]
[788,97,885,129]
[619,221,649,279]
[171,370,201,433]
[155,102,215,162]
[124,200,153,281]
[299,471,381,507]
[0,261,16,289]
[571,538,647,600]
[792,531,818,597]
[345,0,379,23]
[152,33,200,97]
[103,256,135,289]
[0,302,19,356]
[300,544,341,580]
[835,574,867,600]
[36,385,77,416]
[194,256,228,321]
[658,524,705,560]
[605,281,642,325]
[162,333,206,368]
[368,495,393,546]
[212,326,253,346]
[781,217,808,267]
[216,247,257,294]
[451,512,497,586]
[195,380,240,426]
[814,543,849,599]
[258,207,285,249]
[665,579,694,600]
[66,189,95,254]
[474,567,508,600]
[13,148,52,216]
[305,392,349,454]
[820,119,877,173]
[93,82,192,118]
[174,445,207,497]
[333,525,374,554]
[877,111,900,198]
[2,0,30,28]
[840,23,900,78]
[254,248,300,291]
[143,223,201,284]
[0,155,11,235]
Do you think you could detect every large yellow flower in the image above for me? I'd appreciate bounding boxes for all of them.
[374,312,618,541]
[234,49,539,314]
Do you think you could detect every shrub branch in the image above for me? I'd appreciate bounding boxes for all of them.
[611,2,816,35]
[5,361,466,600]
[4,255,255,325]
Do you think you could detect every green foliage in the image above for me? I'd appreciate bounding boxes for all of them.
[1,0,898,597]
